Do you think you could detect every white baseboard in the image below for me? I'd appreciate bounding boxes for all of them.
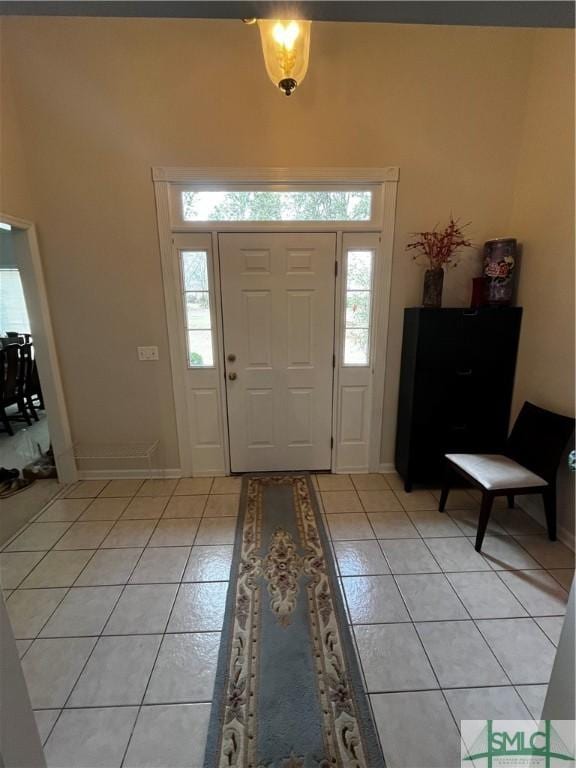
[76,468,231,480]
[557,526,575,552]
[517,494,575,553]
[77,468,183,480]
[376,466,575,552]
[74,467,574,552]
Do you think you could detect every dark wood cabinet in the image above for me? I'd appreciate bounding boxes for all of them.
[395,307,522,491]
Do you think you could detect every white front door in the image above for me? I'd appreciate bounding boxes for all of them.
[219,233,336,472]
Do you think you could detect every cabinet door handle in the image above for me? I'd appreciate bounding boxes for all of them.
[451,424,468,431]
[456,369,473,376]
[462,309,479,317]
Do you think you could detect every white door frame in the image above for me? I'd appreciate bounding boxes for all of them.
[153,168,399,476]
[0,213,76,483]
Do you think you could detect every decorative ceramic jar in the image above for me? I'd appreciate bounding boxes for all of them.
[422,268,444,308]
[483,238,517,305]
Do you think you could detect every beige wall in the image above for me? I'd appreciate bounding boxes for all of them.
[510,30,575,420]
[508,30,575,538]
[0,17,570,475]
[0,19,35,218]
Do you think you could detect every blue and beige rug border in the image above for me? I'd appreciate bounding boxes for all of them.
[203,472,386,768]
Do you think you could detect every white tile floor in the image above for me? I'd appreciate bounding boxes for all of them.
[0,473,573,768]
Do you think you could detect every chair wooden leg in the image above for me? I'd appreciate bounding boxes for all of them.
[27,397,39,422]
[507,494,515,509]
[543,487,557,542]
[475,493,494,552]
[1,407,13,436]
[18,399,32,426]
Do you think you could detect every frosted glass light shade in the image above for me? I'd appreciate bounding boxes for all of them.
[257,19,311,95]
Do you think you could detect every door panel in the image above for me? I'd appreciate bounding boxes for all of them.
[287,388,313,445]
[219,233,336,472]
[244,291,272,366]
[287,291,313,365]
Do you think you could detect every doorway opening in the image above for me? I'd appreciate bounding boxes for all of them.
[0,245,51,478]
[0,215,75,544]
[154,168,399,477]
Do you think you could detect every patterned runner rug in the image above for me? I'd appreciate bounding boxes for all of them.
[204,474,386,768]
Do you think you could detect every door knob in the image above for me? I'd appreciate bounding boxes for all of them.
[228,372,237,381]
[227,353,236,362]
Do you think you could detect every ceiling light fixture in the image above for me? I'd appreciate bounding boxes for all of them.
[254,19,311,96]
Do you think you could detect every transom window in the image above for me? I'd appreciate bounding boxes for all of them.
[180,251,214,367]
[343,250,374,366]
[180,189,373,223]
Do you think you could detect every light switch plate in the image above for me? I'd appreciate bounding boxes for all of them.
[137,346,159,361]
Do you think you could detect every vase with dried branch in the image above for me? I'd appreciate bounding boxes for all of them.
[407,216,473,307]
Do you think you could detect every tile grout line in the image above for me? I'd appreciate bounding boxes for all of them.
[6,536,236,593]
[327,488,541,733]
[316,483,389,763]
[375,533,443,574]
[38,523,154,749]
[119,476,219,767]
[4,538,245,554]
[367,529,472,736]
[8,476,570,760]
[374,527,556,693]
[118,630,174,766]
[0,481,71,551]
[323,481,496,737]
[401,531,551,701]
[8,549,60,592]
[342,504,468,732]
[2,518,76,556]
[30,627,228,640]
[8,537,110,646]
[34,699,216,712]
[482,562,568,617]
[493,530,574,570]
[31,481,181,749]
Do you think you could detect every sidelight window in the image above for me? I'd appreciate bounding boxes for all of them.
[180,251,214,367]
[343,250,374,366]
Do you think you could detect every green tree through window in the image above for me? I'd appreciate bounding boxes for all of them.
[182,191,372,222]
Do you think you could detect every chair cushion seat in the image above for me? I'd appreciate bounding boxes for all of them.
[446,453,547,491]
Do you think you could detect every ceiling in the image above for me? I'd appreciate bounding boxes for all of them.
[0,1,573,28]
